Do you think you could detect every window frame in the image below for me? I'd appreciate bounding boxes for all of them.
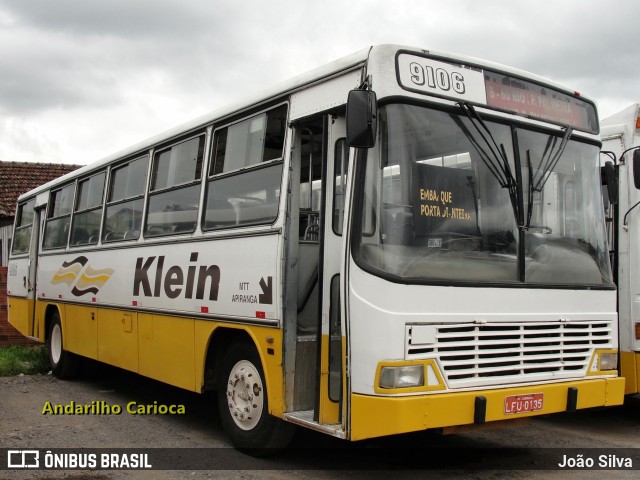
[42,182,76,250]
[144,133,206,238]
[10,198,37,256]
[202,103,288,232]
[102,154,149,244]
[69,170,106,247]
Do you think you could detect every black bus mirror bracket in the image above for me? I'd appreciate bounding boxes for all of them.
[633,149,640,190]
[346,89,377,148]
[623,149,640,228]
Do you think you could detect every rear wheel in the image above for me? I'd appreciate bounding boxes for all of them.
[47,311,79,379]
[217,341,295,454]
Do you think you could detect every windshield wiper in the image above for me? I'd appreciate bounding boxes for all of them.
[525,126,573,228]
[457,102,520,222]
[531,127,573,191]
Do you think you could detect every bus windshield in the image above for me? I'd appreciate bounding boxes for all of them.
[354,103,613,287]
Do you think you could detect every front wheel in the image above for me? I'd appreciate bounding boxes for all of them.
[47,312,79,379]
[217,341,295,454]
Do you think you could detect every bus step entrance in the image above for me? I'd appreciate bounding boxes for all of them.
[283,410,345,438]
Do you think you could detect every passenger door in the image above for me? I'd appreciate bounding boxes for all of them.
[317,115,348,424]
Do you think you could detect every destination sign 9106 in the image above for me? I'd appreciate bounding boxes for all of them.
[397,54,487,104]
[397,53,598,134]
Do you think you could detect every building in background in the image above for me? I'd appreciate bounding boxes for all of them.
[1,161,81,345]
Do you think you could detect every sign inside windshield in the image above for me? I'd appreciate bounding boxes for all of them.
[412,162,478,240]
[397,53,598,134]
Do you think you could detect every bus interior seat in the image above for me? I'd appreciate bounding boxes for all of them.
[300,209,319,240]
[303,223,319,241]
[104,231,124,242]
[173,223,196,233]
[72,228,89,245]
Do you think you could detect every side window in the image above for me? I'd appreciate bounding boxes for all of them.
[43,183,75,249]
[103,155,148,242]
[11,198,36,255]
[145,135,205,237]
[204,104,287,230]
[70,172,105,246]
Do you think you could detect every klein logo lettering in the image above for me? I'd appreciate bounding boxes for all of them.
[133,252,220,301]
[51,256,114,296]
[7,450,40,469]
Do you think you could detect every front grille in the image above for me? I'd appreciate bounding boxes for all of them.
[406,321,612,388]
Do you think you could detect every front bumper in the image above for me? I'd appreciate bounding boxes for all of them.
[350,377,625,440]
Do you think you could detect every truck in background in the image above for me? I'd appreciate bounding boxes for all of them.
[601,103,640,395]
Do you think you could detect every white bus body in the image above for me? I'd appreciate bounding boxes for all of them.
[8,45,624,450]
[601,103,640,395]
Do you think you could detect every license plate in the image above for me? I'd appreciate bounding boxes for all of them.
[504,393,543,415]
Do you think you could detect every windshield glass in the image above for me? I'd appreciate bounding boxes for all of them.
[353,104,612,287]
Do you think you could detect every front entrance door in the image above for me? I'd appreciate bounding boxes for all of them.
[287,113,348,428]
[316,114,347,424]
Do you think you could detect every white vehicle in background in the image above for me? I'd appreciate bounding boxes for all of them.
[601,103,640,395]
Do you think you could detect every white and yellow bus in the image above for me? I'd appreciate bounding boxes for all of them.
[8,44,624,451]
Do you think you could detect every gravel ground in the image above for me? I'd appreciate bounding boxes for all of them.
[1,365,639,479]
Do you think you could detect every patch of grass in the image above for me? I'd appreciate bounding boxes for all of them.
[0,345,50,376]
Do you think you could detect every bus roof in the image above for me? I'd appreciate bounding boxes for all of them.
[18,44,595,201]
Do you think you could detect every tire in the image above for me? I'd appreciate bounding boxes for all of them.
[217,341,295,455]
[47,311,79,379]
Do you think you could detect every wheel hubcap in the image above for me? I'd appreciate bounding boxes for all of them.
[226,360,263,430]
[51,324,62,365]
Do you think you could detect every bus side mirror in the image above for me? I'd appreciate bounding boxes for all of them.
[603,161,618,205]
[633,149,640,190]
[346,89,377,148]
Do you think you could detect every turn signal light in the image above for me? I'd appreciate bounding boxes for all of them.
[635,322,640,340]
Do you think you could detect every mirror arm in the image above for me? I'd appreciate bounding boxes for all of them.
[620,145,640,164]
[623,200,640,230]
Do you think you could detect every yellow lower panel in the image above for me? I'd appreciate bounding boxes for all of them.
[620,351,639,395]
[193,321,284,416]
[98,309,138,372]
[350,378,625,441]
[34,300,50,341]
[8,297,34,338]
[318,333,339,424]
[139,313,195,392]
[65,305,98,359]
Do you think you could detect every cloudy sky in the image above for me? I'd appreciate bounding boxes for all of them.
[1,0,638,166]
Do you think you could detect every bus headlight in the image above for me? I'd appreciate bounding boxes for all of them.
[379,365,424,389]
[599,353,618,371]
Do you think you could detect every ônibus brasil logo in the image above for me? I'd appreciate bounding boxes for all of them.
[51,256,114,296]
